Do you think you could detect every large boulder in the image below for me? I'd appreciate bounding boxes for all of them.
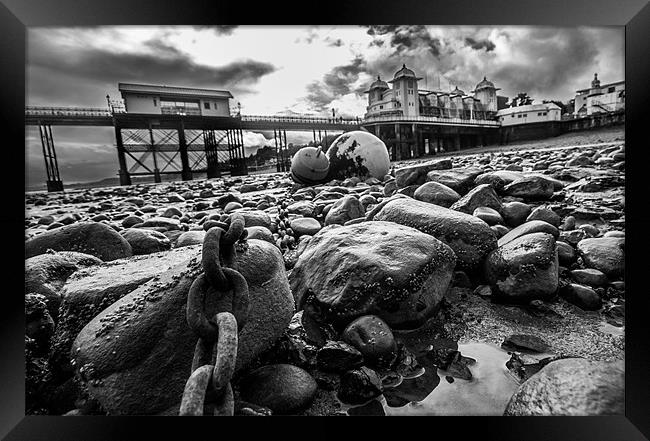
[50,246,202,381]
[425,168,484,195]
[474,170,523,192]
[450,184,503,214]
[324,195,365,226]
[132,217,181,231]
[175,230,205,248]
[25,251,102,317]
[502,201,532,227]
[485,232,559,302]
[120,228,171,255]
[72,239,294,415]
[504,358,624,415]
[395,159,452,188]
[290,221,456,329]
[576,237,624,278]
[372,197,497,272]
[503,176,555,200]
[25,222,133,261]
[238,364,317,415]
[497,220,559,247]
[238,209,273,231]
[290,217,322,237]
[413,181,461,208]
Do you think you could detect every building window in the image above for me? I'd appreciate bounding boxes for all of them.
[608,87,615,93]
[379,105,383,109]
[543,112,547,115]
[408,80,414,88]
[518,114,522,118]
[512,114,515,118]
[153,98,157,106]
[204,102,210,109]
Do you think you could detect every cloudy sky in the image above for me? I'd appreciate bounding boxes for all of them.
[26,25,624,185]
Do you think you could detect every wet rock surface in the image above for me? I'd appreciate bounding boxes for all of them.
[239,364,317,414]
[290,221,456,328]
[25,130,625,416]
[504,358,624,415]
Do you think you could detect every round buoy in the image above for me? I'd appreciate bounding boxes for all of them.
[326,131,390,181]
[290,146,330,185]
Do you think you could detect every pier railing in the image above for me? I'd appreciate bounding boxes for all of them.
[239,114,361,125]
[363,114,500,127]
[26,106,112,117]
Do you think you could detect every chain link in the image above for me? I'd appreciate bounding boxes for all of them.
[180,213,249,416]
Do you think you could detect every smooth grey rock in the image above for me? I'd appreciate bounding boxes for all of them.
[290,221,456,329]
[120,228,171,255]
[576,237,624,278]
[73,239,294,415]
[504,358,624,416]
[485,232,558,302]
[413,181,461,208]
[372,197,496,272]
[498,220,559,247]
[239,364,317,415]
[25,222,133,261]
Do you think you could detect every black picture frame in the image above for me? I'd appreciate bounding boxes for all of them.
[2,0,648,439]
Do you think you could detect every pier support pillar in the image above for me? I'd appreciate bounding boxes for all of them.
[39,124,64,192]
[395,124,402,161]
[149,127,161,183]
[114,125,132,186]
[454,134,461,151]
[204,130,220,179]
[178,123,192,181]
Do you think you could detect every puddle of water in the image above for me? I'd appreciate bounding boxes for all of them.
[384,342,519,416]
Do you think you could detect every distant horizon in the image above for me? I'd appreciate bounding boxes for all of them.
[26,25,624,186]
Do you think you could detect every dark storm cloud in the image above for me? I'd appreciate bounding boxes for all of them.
[489,28,600,100]
[26,29,276,184]
[192,25,239,35]
[464,37,496,52]
[365,25,442,57]
[304,57,367,110]
[28,30,277,106]
[360,26,618,102]
[365,25,400,36]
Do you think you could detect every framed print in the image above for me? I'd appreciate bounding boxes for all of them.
[2,0,649,439]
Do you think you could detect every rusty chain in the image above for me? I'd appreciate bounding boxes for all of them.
[179,212,249,416]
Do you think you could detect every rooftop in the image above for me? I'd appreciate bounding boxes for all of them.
[388,64,423,83]
[576,80,625,94]
[496,102,561,116]
[118,83,234,99]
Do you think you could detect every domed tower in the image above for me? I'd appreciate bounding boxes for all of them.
[364,75,390,106]
[472,76,500,112]
[590,73,602,95]
[388,64,422,117]
[592,73,601,89]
